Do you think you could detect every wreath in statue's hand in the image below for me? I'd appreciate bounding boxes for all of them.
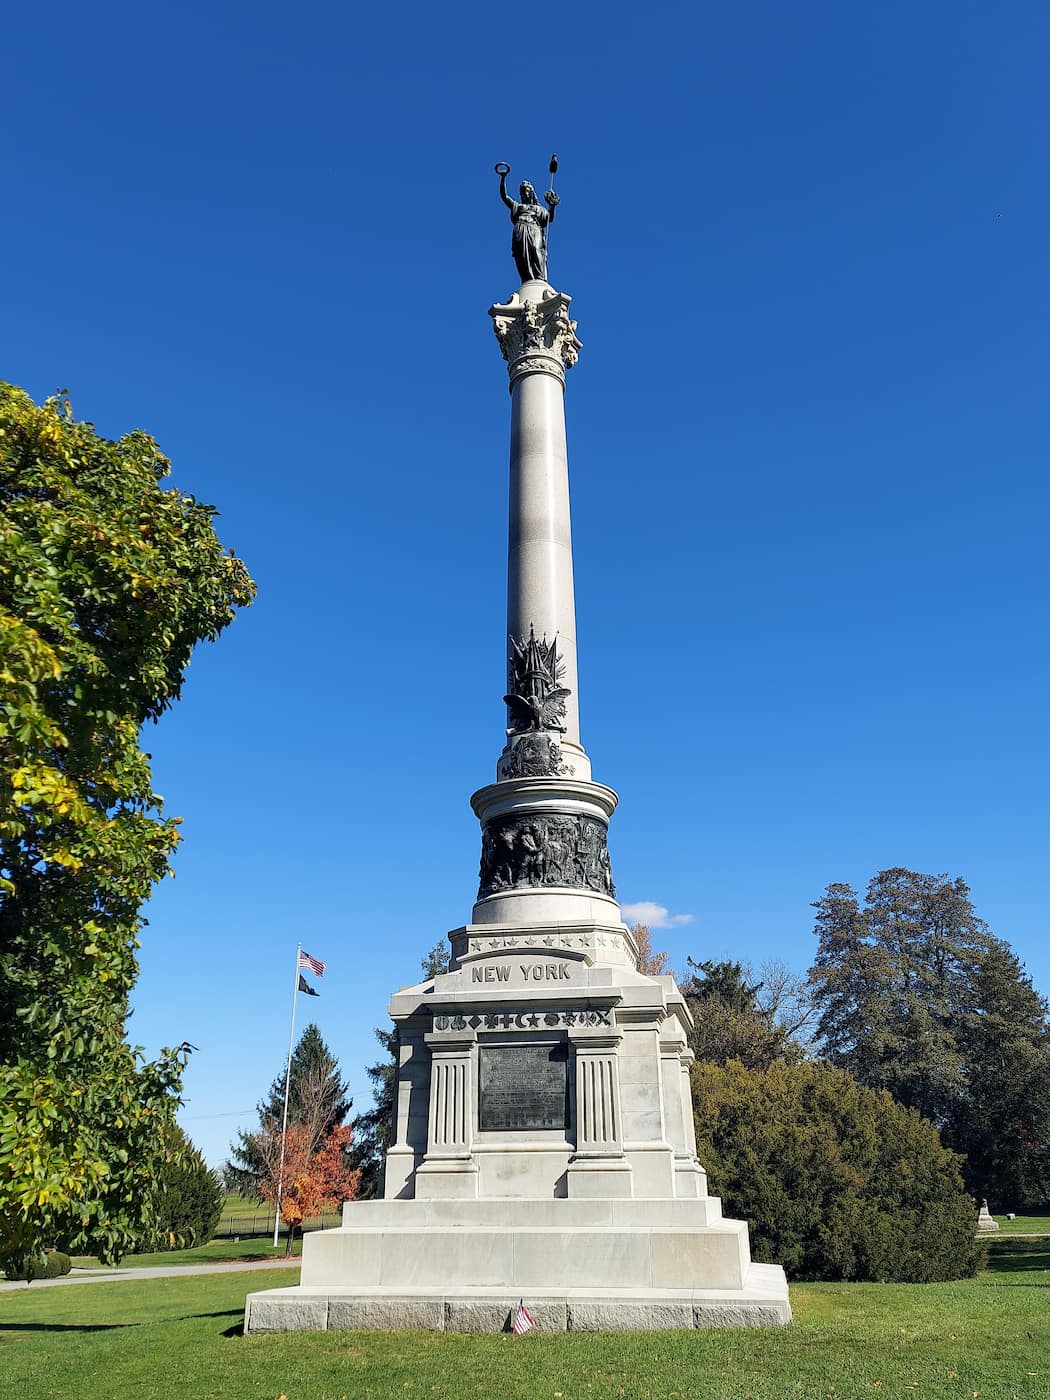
[494,162,511,176]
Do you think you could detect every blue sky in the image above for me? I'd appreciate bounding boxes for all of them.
[5,1,1048,1166]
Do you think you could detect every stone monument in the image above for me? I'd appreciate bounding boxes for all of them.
[245,163,791,1333]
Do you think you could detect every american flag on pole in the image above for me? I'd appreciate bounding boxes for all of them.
[298,950,326,977]
[511,1299,535,1335]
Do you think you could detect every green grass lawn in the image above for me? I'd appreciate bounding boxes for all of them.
[64,1192,343,1270]
[69,1236,303,1269]
[219,1192,266,1222]
[992,1214,1050,1235]
[1,1240,1047,1399]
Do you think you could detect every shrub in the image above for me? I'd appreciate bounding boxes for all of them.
[692,1057,984,1282]
[142,1126,223,1251]
[4,1249,72,1281]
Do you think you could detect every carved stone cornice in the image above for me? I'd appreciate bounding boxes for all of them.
[489,287,582,388]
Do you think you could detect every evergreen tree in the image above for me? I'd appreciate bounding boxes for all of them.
[810,868,1050,1206]
[144,1124,223,1251]
[811,869,993,1122]
[225,1023,351,1197]
[347,1026,398,1200]
[946,940,1050,1207]
[350,939,449,1199]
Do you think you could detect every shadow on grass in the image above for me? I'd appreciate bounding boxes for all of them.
[0,1309,243,1337]
[985,1240,1050,1274]
[0,1322,134,1333]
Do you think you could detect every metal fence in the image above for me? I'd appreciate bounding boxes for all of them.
[214,1211,342,1239]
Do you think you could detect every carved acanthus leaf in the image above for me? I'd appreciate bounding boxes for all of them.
[490,289,582,376]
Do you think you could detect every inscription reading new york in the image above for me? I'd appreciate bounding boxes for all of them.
[478,1043,569,1132]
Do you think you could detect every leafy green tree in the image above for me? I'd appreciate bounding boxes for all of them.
[680,959,803,1069]
[225,1023,352,1197]
[351,939,449,1198]
[810,868,1050,1205]
[0,385,253,1271]
[144,1124,223,1251]
[692,1057,983,1282]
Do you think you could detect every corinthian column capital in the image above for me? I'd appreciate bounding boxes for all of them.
[489,285,582,389]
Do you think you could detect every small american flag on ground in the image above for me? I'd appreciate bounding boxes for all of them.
[298,950,326,977]
[511,1299,535,1335]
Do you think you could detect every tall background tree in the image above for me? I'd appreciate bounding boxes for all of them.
[944,939,1050,1207]
[225,1023,352,1197]
[0,385,253,1270]
[350,939,450,1198]
[810,868,1050,1207]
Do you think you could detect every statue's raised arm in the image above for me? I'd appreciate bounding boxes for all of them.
[495,161,556,285]
[496,163,515,212]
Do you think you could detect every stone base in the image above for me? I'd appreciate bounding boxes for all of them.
[243,1199,790,1332]
[244,1267,791,1333]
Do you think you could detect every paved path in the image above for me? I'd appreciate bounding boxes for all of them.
[0,1257,300,1294]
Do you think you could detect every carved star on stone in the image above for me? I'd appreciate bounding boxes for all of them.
[527,1014,539,1027]
[543,935,555,947]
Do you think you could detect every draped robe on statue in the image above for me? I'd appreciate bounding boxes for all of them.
[510,201,550,282]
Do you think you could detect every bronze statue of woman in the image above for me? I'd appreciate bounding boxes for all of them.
[495,163,560,284]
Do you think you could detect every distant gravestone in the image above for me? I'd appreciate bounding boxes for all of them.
[977,1198,1000,1232]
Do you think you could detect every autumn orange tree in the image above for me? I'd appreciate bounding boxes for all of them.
[257,1124,360,1255]
[629,923,670,976]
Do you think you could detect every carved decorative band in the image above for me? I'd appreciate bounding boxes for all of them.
[498,734,574,780]
[434,1008,613,1031]
[478,811,615,900]
[507,353,566,387]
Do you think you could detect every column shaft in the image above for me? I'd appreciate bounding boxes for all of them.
[507,371,580,747]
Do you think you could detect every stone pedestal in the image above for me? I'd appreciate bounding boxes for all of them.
[245,942,790,1330]
[245,1201,790,1333]
[244,275,790,1332]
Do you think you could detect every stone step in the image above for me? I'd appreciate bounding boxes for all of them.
[338,1196,723,1228]
[244,1263,792,1333]
[302,1216,750,1292]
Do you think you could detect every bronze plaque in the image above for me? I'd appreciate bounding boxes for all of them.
[478,1043,569,1132]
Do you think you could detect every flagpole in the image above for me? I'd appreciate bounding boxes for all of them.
[273,940,301,1249]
